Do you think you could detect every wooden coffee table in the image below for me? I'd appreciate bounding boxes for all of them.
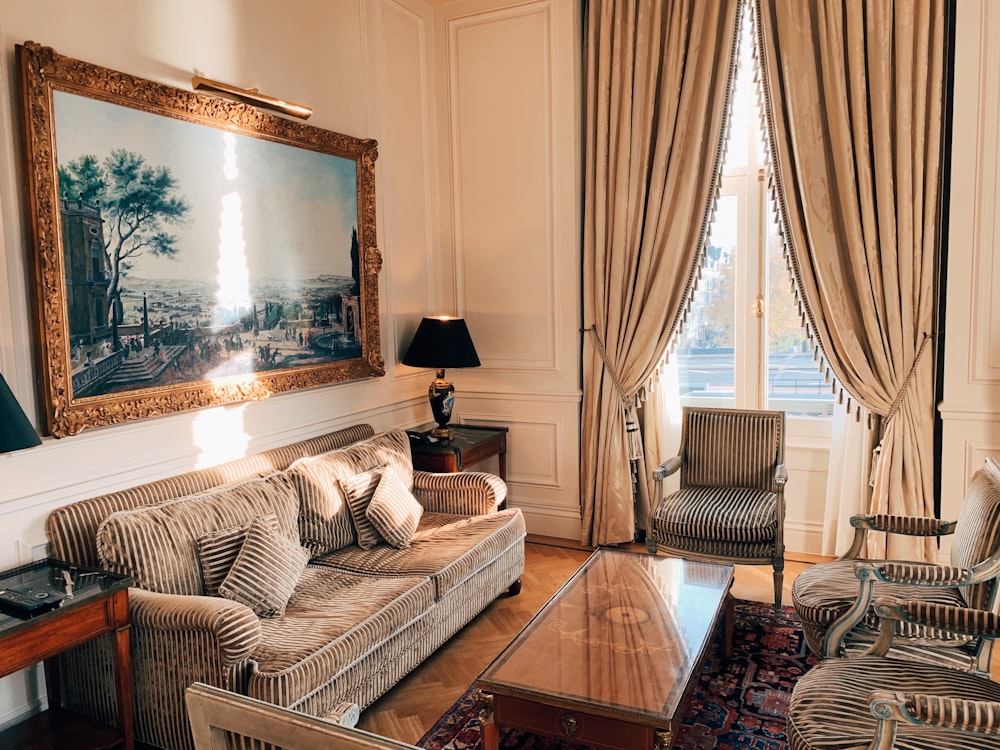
[476,548,734,750]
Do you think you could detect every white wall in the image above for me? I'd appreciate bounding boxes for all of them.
[428,0,583,539]
[939,0,1000,558]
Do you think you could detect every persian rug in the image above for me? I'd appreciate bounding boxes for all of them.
[417,600,817,750]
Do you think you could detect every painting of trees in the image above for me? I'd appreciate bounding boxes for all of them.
[59,149,191,348]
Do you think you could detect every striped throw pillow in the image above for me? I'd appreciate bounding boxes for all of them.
[340,467,386,550]
[367,468,423,549]
[197,514,280,597]
[218,516,310,617]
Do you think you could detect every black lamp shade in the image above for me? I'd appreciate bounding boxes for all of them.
[0,373,41,453]
[402,317,481,369]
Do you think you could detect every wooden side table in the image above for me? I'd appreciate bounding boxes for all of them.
[409,423,509,482]
[0,559,133,750]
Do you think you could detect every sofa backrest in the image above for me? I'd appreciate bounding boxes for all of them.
[47,423,375,568]
[96,471,302,595]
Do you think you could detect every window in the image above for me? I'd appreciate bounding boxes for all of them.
[673,17,833,419]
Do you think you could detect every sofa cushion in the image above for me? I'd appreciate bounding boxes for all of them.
[96,471,300,595]
[367,468,423,549]
[197,513,281,597]
[312,508,526,600]
[219,517,311,617]
[340,467,386,550]
[286,429,413,555]
[247,566,435,707]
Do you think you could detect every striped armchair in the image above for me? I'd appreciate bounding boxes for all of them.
[788,597,1000,750]
[791,457,1000,674]
[645,407,787,607]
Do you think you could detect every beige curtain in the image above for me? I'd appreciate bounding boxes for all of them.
[756,0,946,560]
[581,0,741,546]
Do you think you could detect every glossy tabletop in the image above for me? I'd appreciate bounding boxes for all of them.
[477,548,733,724]
[0,558,132,635]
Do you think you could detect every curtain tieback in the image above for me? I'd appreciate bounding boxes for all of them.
[869,332,933,486]
[588,325,642,461]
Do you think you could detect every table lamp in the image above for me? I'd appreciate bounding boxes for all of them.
[402,316,481,439]
[0,372,41,453]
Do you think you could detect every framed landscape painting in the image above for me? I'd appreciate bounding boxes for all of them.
[17,42,384,437]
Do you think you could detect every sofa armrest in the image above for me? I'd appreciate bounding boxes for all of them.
[129,588,262,666]
[411,470,507,515]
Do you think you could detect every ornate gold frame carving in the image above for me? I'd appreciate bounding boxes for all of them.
[17,42,384,437]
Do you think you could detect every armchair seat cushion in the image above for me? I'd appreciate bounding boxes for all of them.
[650,486,778,543]
[311,509,526,600]
[249,566,435,707]
[792,559,972,652]
[788,655,1000,750]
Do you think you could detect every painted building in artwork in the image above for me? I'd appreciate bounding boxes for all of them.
[60,197,111,346]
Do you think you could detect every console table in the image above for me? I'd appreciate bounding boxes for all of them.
[0,558,133,750]
[409,423,509,482]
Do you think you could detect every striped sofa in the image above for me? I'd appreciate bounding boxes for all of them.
[46,424,526,750]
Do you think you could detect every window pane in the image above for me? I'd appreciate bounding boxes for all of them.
[677,195,736,408]
[765,220,834,417]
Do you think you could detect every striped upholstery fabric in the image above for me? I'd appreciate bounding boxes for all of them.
[792,458,1000,666]
[788,655,1000,750]
[651,486,777,542]
[683,408,783,491]
[218,517,311,617]
[412,470,507,515]
[47,423,375,567]
[647,407,786,606]
[249,567,435,707]
[287,429,413,555]
[284,529,526,719]
[949,463,1000,611]
[339,467,387,550]
[313,509,526,600]
[197,513,280,597]
[96,472,300,595]
[367,468,423,548]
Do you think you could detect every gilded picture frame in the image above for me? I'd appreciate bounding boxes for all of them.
[17,41,384,438]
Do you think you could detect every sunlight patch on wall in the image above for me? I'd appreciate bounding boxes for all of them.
[193,403,250,467]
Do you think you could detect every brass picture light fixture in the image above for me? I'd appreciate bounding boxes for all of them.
[191,76,313,120]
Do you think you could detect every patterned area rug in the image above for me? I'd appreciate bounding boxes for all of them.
[417,600,817,750]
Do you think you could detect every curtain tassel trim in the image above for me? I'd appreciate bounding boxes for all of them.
[588,325,643,461]
[868,332,933,486]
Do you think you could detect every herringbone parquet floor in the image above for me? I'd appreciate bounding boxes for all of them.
[355,540,813,745]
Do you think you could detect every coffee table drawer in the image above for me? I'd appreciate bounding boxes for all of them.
[494,694,658,750]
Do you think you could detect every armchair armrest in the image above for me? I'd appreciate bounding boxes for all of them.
[862,598,1000,671]
[863,561,974,587]
[411,470,507,515]
[869,690,1000,739]
[872,598,1000,641]
[652,456,682,482]
[838,513,957,560]
[130,588,262,666]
